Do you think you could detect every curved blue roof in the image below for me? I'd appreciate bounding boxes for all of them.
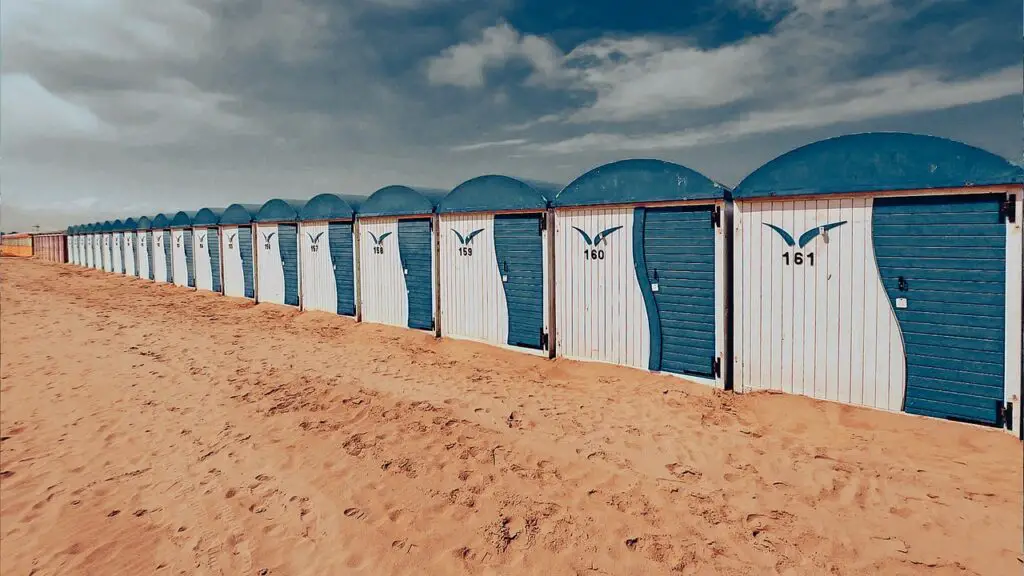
[136,216,152,230]
[193,208,225,226]
[151,213,171,228]
[359,185,446,218]
[298,194,363,221]
[439,175,557,214]
[219,203,261,226]
[100,220,114,232]
[122,218,137,231]
[170,211,198,228]
[254,199,305,223]
[112,219,125,232]
[734,132,1024,199]
[554,159,729,208]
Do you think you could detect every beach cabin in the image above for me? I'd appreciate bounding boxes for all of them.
[254,199,305,307]
[122,218,138,276]
[136,216,153,280]
[111,220,125,274]
[169,211,197,289]
[552,159,731,388]
[219,204,259,299]
[151,213,173,283]
[732,132,1024,436]
[357,185,445,332]
[100,221,114,272]
[67,226,78,265]
[437,176,558,355]
[192,208,224,293]
[85,224,96,269]
[298,194,360,317]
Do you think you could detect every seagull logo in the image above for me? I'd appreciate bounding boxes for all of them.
[369,231,392,245]
[228,233,236,243]
[307,231,325,244]
[262,232,276,243]
[763,221,848,248]
[573,225,623,246]
[451,229,484,245]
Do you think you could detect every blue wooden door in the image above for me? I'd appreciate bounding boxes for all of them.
[183,230,195,287]
[398,218,433,330]
[329,222,355,316]
[873,193,1007,426]
[119,233,127,273]
[238,226,255,299]
[640,206,717,377]
[146,232,155,279]
[278,223,299,306]
[494,213,544,349]
[208,227,221,293]
[162,230,173,281]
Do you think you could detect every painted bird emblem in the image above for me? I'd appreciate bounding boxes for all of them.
[369,231,392,245]
[228,233,237,243]
[262,232,276,243]
[451,228,484,245]
[763,221,848,248]
[307,231,325,244]
[573,225,623,246]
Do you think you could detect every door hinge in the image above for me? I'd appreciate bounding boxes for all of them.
[1002,401,1013,429]
[540,329,549,350]
[712,357,721,378]
[431,318,436,331]
[539,215,547,234]
[1001,194,1016,223]
[711,206,721,228]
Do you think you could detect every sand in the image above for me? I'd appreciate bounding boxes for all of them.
[0,257,1021,576]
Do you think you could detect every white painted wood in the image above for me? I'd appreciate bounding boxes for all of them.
[358,217,408,328]
[136,232,151,280]
[734,198,906,412]
[299,221,338,314]
[438,213,508,347]
[152,230,169,283]
[193,228,213,291]
[124,232,136,277]
[554,207,650,370]
[714,202,726,389]
[171,230,189,287]
[220,226,247,298]
[112,233,124,274]
[91,235,100,269]
[1005,189,1023,436]
[255,224,285,304]
[101,233,112,272]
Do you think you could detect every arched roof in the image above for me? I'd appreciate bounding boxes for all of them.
[123,218,137,231]
[192,208,225,226]
[254,199,305,223]
[151,213,172,228]
[298,194,363,221]
[170,211,198,228]
[100,220,114,232]
[219,204,261,226]
[554,159,729,208]
[439,175,557,214]
[111,219,124,232]
[358,185,446,218]
[136,216,152,230]
[733,132,1024,199]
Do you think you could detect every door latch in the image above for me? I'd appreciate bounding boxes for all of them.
[897,276,908,291]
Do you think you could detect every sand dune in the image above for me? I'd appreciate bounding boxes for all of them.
[1,257,1021,575]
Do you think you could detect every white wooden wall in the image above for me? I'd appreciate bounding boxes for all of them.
[438,213,509,347]
[193,228,213,291]
[102,234,113,272]
[112,233,123,273]
[299,221,337,314]
[733,198,906,412]
[1005,191,1023,436]
[220,226,246,298]
[358,217,408,328]
[554,207,650,370]
[172,230,189,287]
[91,235,100,269]
[152,230,169,283]
[136,232,150,280]
[255,224,285,304]
[124,233,136,276]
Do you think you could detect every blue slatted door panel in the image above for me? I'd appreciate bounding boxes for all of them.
[642,206,717,377]
[119,234,126,273]
[398,219,434,330]
[278,224,300,306]
[208,228,222,293]
[183,230,195,287]
[329,222,356,316]
[238,227,255,299]
[146,233,155,280]
[162,230,173,281]
[873,193,1007,426]
[493,214,544,349]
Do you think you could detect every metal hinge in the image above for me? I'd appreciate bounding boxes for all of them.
[540,329,549,350]
[1002,401,1013,429]
[711,206,721,228]
[431,318,436,331]
[1001,194,1016,223]
[711,357,721,378]
[539,215,547,234]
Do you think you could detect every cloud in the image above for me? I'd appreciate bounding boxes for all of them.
[0,74,113,143]
[450,138,527,151]
[425,21,560,88]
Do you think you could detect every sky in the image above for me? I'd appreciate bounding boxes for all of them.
[1,0,1020,231]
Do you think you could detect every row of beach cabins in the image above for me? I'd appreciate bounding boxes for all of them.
[60,132,1024,437]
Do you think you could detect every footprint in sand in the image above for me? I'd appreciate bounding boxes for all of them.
[343,507,368,521]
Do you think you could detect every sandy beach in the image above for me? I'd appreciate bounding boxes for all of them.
[1,257,1021,575]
